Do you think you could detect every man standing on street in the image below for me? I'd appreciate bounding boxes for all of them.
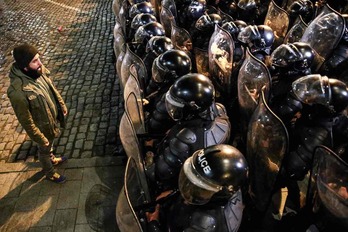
[7,43,68,183]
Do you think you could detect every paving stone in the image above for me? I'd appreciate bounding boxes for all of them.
[31,195,58,227]
[57,180,81,209]
[52,209,76,232]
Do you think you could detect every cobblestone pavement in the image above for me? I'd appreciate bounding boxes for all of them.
[0,0,123,163]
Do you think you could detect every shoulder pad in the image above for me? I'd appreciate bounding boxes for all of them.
[215,102,227,116]
[176,128,197,144]
[204,118,231,147]
[186,211,216,232]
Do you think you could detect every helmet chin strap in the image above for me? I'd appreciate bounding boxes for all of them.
[198,104,218,121]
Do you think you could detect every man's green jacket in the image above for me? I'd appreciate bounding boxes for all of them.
[7,64,67,146]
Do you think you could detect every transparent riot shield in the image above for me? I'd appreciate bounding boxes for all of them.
[171,24,193,55]
[114,22,126,59]
[208,24,234,100]
[264,0,290,49]
[159,6,176,38]
[283,15,308,44]
[119,107,150,200]
[161,0,177,18]
[116,157,150,232]
[247,88,289,212]
[218,8,234,23]
[118,0,130,35]
[194,47,210,77]
[308,146,348,229]
[116,44,126,79]
[282,0,296,10]
[300,8,345,71]
[123,64,146,134]
[314,3,335,18]
[120,43,148,91]
[112,0,121,17]
[237,48,271,135]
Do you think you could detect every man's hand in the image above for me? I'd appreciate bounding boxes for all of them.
[145,190,174,222]
[63,108,68,116]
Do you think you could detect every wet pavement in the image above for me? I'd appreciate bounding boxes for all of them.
[0,0,125,231]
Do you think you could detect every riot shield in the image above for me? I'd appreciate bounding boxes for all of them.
[246,87,289,212]
[123,64,146,134]
[208,24,234,99]
[194,47,210,77]
[114,22,126,59]
[171,24,193,55]
[282,0,296,10]
[307,146,348,229]
[218,8,234,23]
[237,48,271,135]
[159,6,176,38]
[264,0,290,49]
[116,44,126,79]
[120,43,148,91]
[161,0,177,18]
[116,157,150,232]
[112,0,121,17]
[118,0,130,35]
[283,15,308,44]
[119,107,150,201]
[300,9,345,71]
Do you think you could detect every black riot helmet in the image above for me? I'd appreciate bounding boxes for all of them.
[152,49,192,83]
[270,42,315,72]
[184,0,206,21]
[195,13,222,32]
[129,2,155,19]
[237,0,260,11]
[288,0,313,19]
[145,36,174,57]
[130,13,157,31]
[292,74,348,114]
[238,25,275,55]
[178,144,248,205]
[165,73,215,121]
[134,22,166,45]
[222,21,240,41]
[234,20,248,31]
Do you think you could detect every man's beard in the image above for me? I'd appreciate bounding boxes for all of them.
[23,66,42,80]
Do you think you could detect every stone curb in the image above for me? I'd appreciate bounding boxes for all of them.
[0,156,126,173]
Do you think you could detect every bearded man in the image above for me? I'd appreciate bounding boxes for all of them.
[7,43,68,183]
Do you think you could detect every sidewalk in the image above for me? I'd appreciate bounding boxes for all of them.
[0,156,125,232]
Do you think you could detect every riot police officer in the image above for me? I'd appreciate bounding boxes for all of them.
[147,144,249,232]
[279,75,348,180]
[128,12,157,41]
[237,24,275,65]
[146,49,192,104]
[142,36,174,80]
[133,22,166,56]
[269,41,316,119]
[152,74,231,191]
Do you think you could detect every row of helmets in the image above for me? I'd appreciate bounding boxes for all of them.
[112,0,348,231]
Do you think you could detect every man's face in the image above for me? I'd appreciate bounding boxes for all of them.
[24,53,43,76]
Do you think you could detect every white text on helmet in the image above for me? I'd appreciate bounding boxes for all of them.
[197,151,211,174]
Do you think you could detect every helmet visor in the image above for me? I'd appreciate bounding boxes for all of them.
[292,74,330,106]
[179,156,221,205]
[152,57,167,83]
[165,90,185,121]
